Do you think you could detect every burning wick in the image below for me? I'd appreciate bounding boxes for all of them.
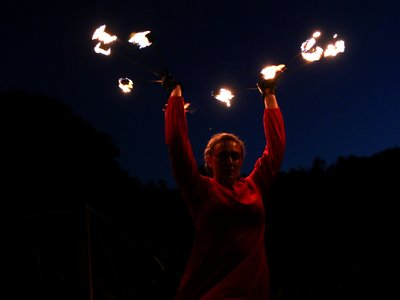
[260,64,286,80]
[92,24,118,56]
[301,31,345,62]
[118,78,134,93]
[323,38,345,58]
[212,88,235,107]
[211,65,284,108]
[128,31,152,49]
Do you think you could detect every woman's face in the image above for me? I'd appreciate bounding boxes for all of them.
[208,139,243,187]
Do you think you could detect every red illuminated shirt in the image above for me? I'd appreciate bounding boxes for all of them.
[165,96,286,300]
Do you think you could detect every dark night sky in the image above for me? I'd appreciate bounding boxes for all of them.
[2,0,399,188]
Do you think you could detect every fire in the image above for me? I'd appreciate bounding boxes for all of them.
[92,24,118,56]
[323,39,345,57]
[118,78,134,93]
[260,64,286,80]
[128,31,152,49]
[92,25,118,43]
[301,31,345,62]
[301,31,320,51]
[212,88,235,107]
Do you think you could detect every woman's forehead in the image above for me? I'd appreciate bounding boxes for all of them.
[214,140,242,151]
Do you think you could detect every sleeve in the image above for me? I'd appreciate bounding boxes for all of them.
[165,95,201,196]
[248,108,286,196]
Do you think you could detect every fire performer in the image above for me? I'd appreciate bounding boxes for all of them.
[163,70,286,300]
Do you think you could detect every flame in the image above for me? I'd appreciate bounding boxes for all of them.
[93,42,111,55]
[301,46,324,61]
[92,24,118,56]
[128,31,152,49]
[118,78,134,93]
[301,31,321,52]
[92,25,118,43]
[323,39,345,57]
[260,64,286,80]
[212,88,234,107]
[301,31,345,62]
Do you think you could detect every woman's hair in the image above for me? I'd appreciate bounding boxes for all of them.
[203,132,245,175]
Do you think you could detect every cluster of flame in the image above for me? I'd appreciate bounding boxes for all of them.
[92,25,345,107]
[92,24,153,94]
[92,24,152,55]
[211,64,286,107]
[213,31,345,107]
[301,31,345,62]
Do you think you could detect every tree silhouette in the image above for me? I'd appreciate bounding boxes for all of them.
[0,90,141,214]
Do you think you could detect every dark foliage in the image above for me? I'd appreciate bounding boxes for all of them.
[266,148,399,299]
[0,91,181,299]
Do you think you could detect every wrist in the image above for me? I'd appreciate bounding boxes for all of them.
[264,93,278,108]
[170,85,182,97]
[263,88,275,95]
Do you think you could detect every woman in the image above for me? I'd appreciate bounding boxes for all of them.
[163,71,286,299]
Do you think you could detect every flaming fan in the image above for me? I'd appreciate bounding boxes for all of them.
[91,24,163,92]
[211,64,285,107]
[212,29,345,108]
[91,23,346,112]
[91,24,197,112]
